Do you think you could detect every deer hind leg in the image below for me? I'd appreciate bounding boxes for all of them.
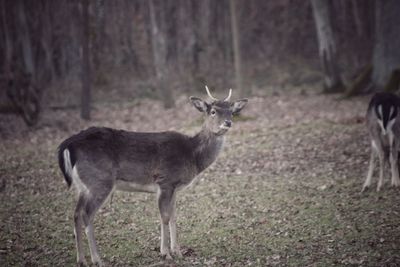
[158,188,176,260]
[362,142,377,192]
[81,184,113,267]
[74,194,87,266]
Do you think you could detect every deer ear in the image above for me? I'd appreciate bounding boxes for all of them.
[232,99,248,115]
[190,97,209,113]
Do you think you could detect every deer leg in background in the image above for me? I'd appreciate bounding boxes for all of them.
[377,143,386,192]
[390,140,400,187]
[158,187,175,260]
[362,142,377,192]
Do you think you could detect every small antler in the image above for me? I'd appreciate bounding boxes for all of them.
[224,89,232,102]
[205,85,218,101]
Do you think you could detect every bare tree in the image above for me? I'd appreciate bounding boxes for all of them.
[92,0,105,79]
[81,0,91,120]
[149,0,174,108]
[17,0,35,80]
[0,1,384,102]
[230,0,243,96]
[372,0,400,91]
[177,0,196,80]
[0,0,41,126]
[311,0,345,93]
[1,0,12,79]
[40,1,56,84]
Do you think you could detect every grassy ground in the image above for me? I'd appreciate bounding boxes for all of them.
[1,91,400,266]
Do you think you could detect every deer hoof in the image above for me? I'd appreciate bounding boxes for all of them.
[76,260,88,267]
[161,250,172,260]
[164,253,173,260]
[361,185,369,193]
[172,248,183,258]
[391,179,400,187]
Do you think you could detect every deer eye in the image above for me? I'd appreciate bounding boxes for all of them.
[210,109,216,116]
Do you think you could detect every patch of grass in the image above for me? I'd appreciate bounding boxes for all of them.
[2,93,400,266]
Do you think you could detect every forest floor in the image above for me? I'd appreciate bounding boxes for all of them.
[1,89,400,266]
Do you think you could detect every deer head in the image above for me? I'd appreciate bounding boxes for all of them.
[190,86,248,135]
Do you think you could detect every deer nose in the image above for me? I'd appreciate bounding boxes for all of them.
[224,120,232,128]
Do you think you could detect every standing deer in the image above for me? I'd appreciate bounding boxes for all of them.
[362,92,400,192]
[58,87,248,266]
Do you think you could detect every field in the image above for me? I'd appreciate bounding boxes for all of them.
[1,90,400,266]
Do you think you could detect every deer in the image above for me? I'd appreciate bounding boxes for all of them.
[57,86,248,266]
[362,92,400,192]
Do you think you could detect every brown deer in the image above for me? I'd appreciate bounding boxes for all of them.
[58,87,248,266]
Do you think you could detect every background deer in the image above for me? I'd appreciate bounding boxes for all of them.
[362,92,400,192]
[58,87,247,266]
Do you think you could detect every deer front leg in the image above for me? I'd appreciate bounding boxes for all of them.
[158,188,175,260]
[169,193,182,257]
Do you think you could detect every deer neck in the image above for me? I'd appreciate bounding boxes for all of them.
[192,126,225,174]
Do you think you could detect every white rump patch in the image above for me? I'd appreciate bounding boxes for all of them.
[378,120,386,135]
[72,166,90,194]
[64,148,89,194]
[63,149,73,176]
[378,105,383,118]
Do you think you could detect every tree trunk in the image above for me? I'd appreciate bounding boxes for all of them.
[81,0,91,120]
[41,1,55,84]
[384,69,400,92]
[351,0,364,36]
[93,0,105,74]
[345,64,372,97]
[17,0,35,79]
[149,0,174,108]
[1,0,12,78]
[372,0,400,90]
[310,0,345,93]
[230,0,243,96]
[178,0,196,80]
